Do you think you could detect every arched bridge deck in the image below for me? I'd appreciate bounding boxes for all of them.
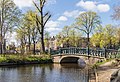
[50,47,120,63]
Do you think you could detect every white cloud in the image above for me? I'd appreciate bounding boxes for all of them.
[13,0,56,9]
[45,26,62,35]
[76,0,97,11]
[64,10,79,18]
[45,20,62,33]
[97,4,110,12]
[76,0,110,12]
[45,27,62,32]
[46,0,57,5]
[63,10,85,18]
[45,20,59,28]
[13,0,33,9]
[58,16,68,21]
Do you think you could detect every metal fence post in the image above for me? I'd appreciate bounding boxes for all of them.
[59,48,62,55]
[104,48,107,58]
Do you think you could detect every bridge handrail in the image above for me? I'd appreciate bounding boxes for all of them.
[50,47,120,58]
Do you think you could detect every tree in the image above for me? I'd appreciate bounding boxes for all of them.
[23,11,32,52]
[104,24,116,49]
[56,26,82,47]
[33,0,51,53]
[60,26,70,47]
[91,32,104,48]
[115,27,120,46]
[91,24,118,49]
[55,26,70,47]
[68,29,82,47]
[112,5,120,48]
[16,27,27,54]
[23,10,39,53]
[0,0,21,53]
[90,25,104,48]
[24,11,39,54]
[112,5,120,21]
[44,31,50,50]
[75,11,101,55]
[16,10,39,54]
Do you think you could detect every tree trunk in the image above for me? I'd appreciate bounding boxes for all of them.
[28,35,31,52]
[118,39,120,49]
[41,30,45,53]
[33,37,36,55]
[28,28,31,52]
[87,33,90,56]
[67,39,69,47]
[21,44,24,54]
[40,5,45,53]
[33,41,36,55]
[109,39,112,49]
[0,33,2,54]
[0,2,3,54]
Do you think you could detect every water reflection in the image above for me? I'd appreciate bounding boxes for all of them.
[0,64,88,82]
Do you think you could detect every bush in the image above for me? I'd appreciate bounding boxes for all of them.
[0,57,7,63]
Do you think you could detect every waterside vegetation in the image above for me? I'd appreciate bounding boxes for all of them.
[0,54,52,66]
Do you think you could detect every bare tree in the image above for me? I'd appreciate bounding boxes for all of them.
[33,0,51,53]
[112,6,120,21]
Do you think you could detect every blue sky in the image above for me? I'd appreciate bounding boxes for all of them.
[12,0,120,35]
[8,0,120,45]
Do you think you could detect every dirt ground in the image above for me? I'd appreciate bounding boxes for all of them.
[97,68,118,82]
[90,60,120,82]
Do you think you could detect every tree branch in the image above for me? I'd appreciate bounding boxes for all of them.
[43,12,49,18]
[42,0,46,7]
[75,26,87,34]
[33,1,41,13]
[36,14,42,25]
[43,14,51,26]
[36,18,41,35]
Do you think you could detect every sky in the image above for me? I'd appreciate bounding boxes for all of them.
[8,0,120,45]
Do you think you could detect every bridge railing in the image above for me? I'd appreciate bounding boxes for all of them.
[106,49,119,58]
[90,49,105,57]
[50,47,120,58]
[60,48,87,55]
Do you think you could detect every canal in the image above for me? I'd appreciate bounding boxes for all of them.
[0,64,88,82]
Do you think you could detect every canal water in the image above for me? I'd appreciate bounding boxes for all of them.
[0,64,88,82]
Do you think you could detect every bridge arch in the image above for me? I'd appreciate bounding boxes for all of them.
[52,54,105,65]
[60,56,86,64]
[60,57,79,63]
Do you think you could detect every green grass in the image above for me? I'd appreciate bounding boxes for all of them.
[0,54,52,64]
[93,58,114,68]
[0,57,7,62]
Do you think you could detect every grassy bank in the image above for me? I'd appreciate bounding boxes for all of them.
[0,54,53,66]
[92,58,119,69]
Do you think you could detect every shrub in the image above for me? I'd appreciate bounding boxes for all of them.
[0,57,7,63]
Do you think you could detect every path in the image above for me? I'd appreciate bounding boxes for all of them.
[90,59,119,82]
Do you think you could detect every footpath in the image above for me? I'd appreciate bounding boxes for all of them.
[90,59,119,82]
